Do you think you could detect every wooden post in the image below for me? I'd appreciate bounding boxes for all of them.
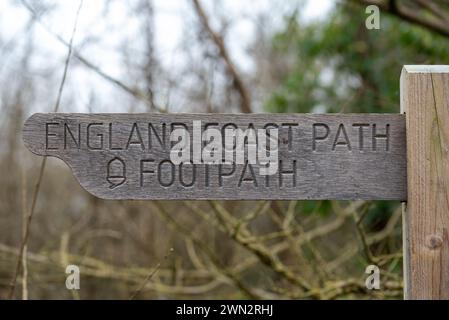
[401,65,449,299]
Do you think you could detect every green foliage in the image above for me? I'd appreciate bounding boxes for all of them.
[267,3,449,114]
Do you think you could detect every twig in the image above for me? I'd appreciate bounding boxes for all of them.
[8,0,83,299]
[129,247,174,300]
[415,0,449,23]
[20,167,28,300]
[328,207,402,271]
[208,201,313,292]
[191,0,252,113]
[20,0,165,113]
[0,242,225,296]
[349,0,449,38]
[152,201,259,299]
[353,202,376,264]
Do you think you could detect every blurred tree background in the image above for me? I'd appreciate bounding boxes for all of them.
[266,0,449,283]
[1,0,449,299]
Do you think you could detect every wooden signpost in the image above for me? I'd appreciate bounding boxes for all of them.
[21,66,449,299]
[23,113,406,200]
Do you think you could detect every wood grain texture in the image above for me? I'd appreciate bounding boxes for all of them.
[22,113,406,200]
[401,65,449,299]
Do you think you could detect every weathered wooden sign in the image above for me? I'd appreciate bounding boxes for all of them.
[22,113,406,200]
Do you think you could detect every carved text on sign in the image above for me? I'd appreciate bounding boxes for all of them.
[23,113,406,200]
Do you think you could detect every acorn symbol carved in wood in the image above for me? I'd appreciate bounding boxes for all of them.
[106,157,126,189]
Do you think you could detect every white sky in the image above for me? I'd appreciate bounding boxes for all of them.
[0,0,334,112]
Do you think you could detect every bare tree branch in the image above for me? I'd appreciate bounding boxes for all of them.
[191,0,252,113]
[129,247,174,300]
[20,0,165,113]
[350,0,449,37]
